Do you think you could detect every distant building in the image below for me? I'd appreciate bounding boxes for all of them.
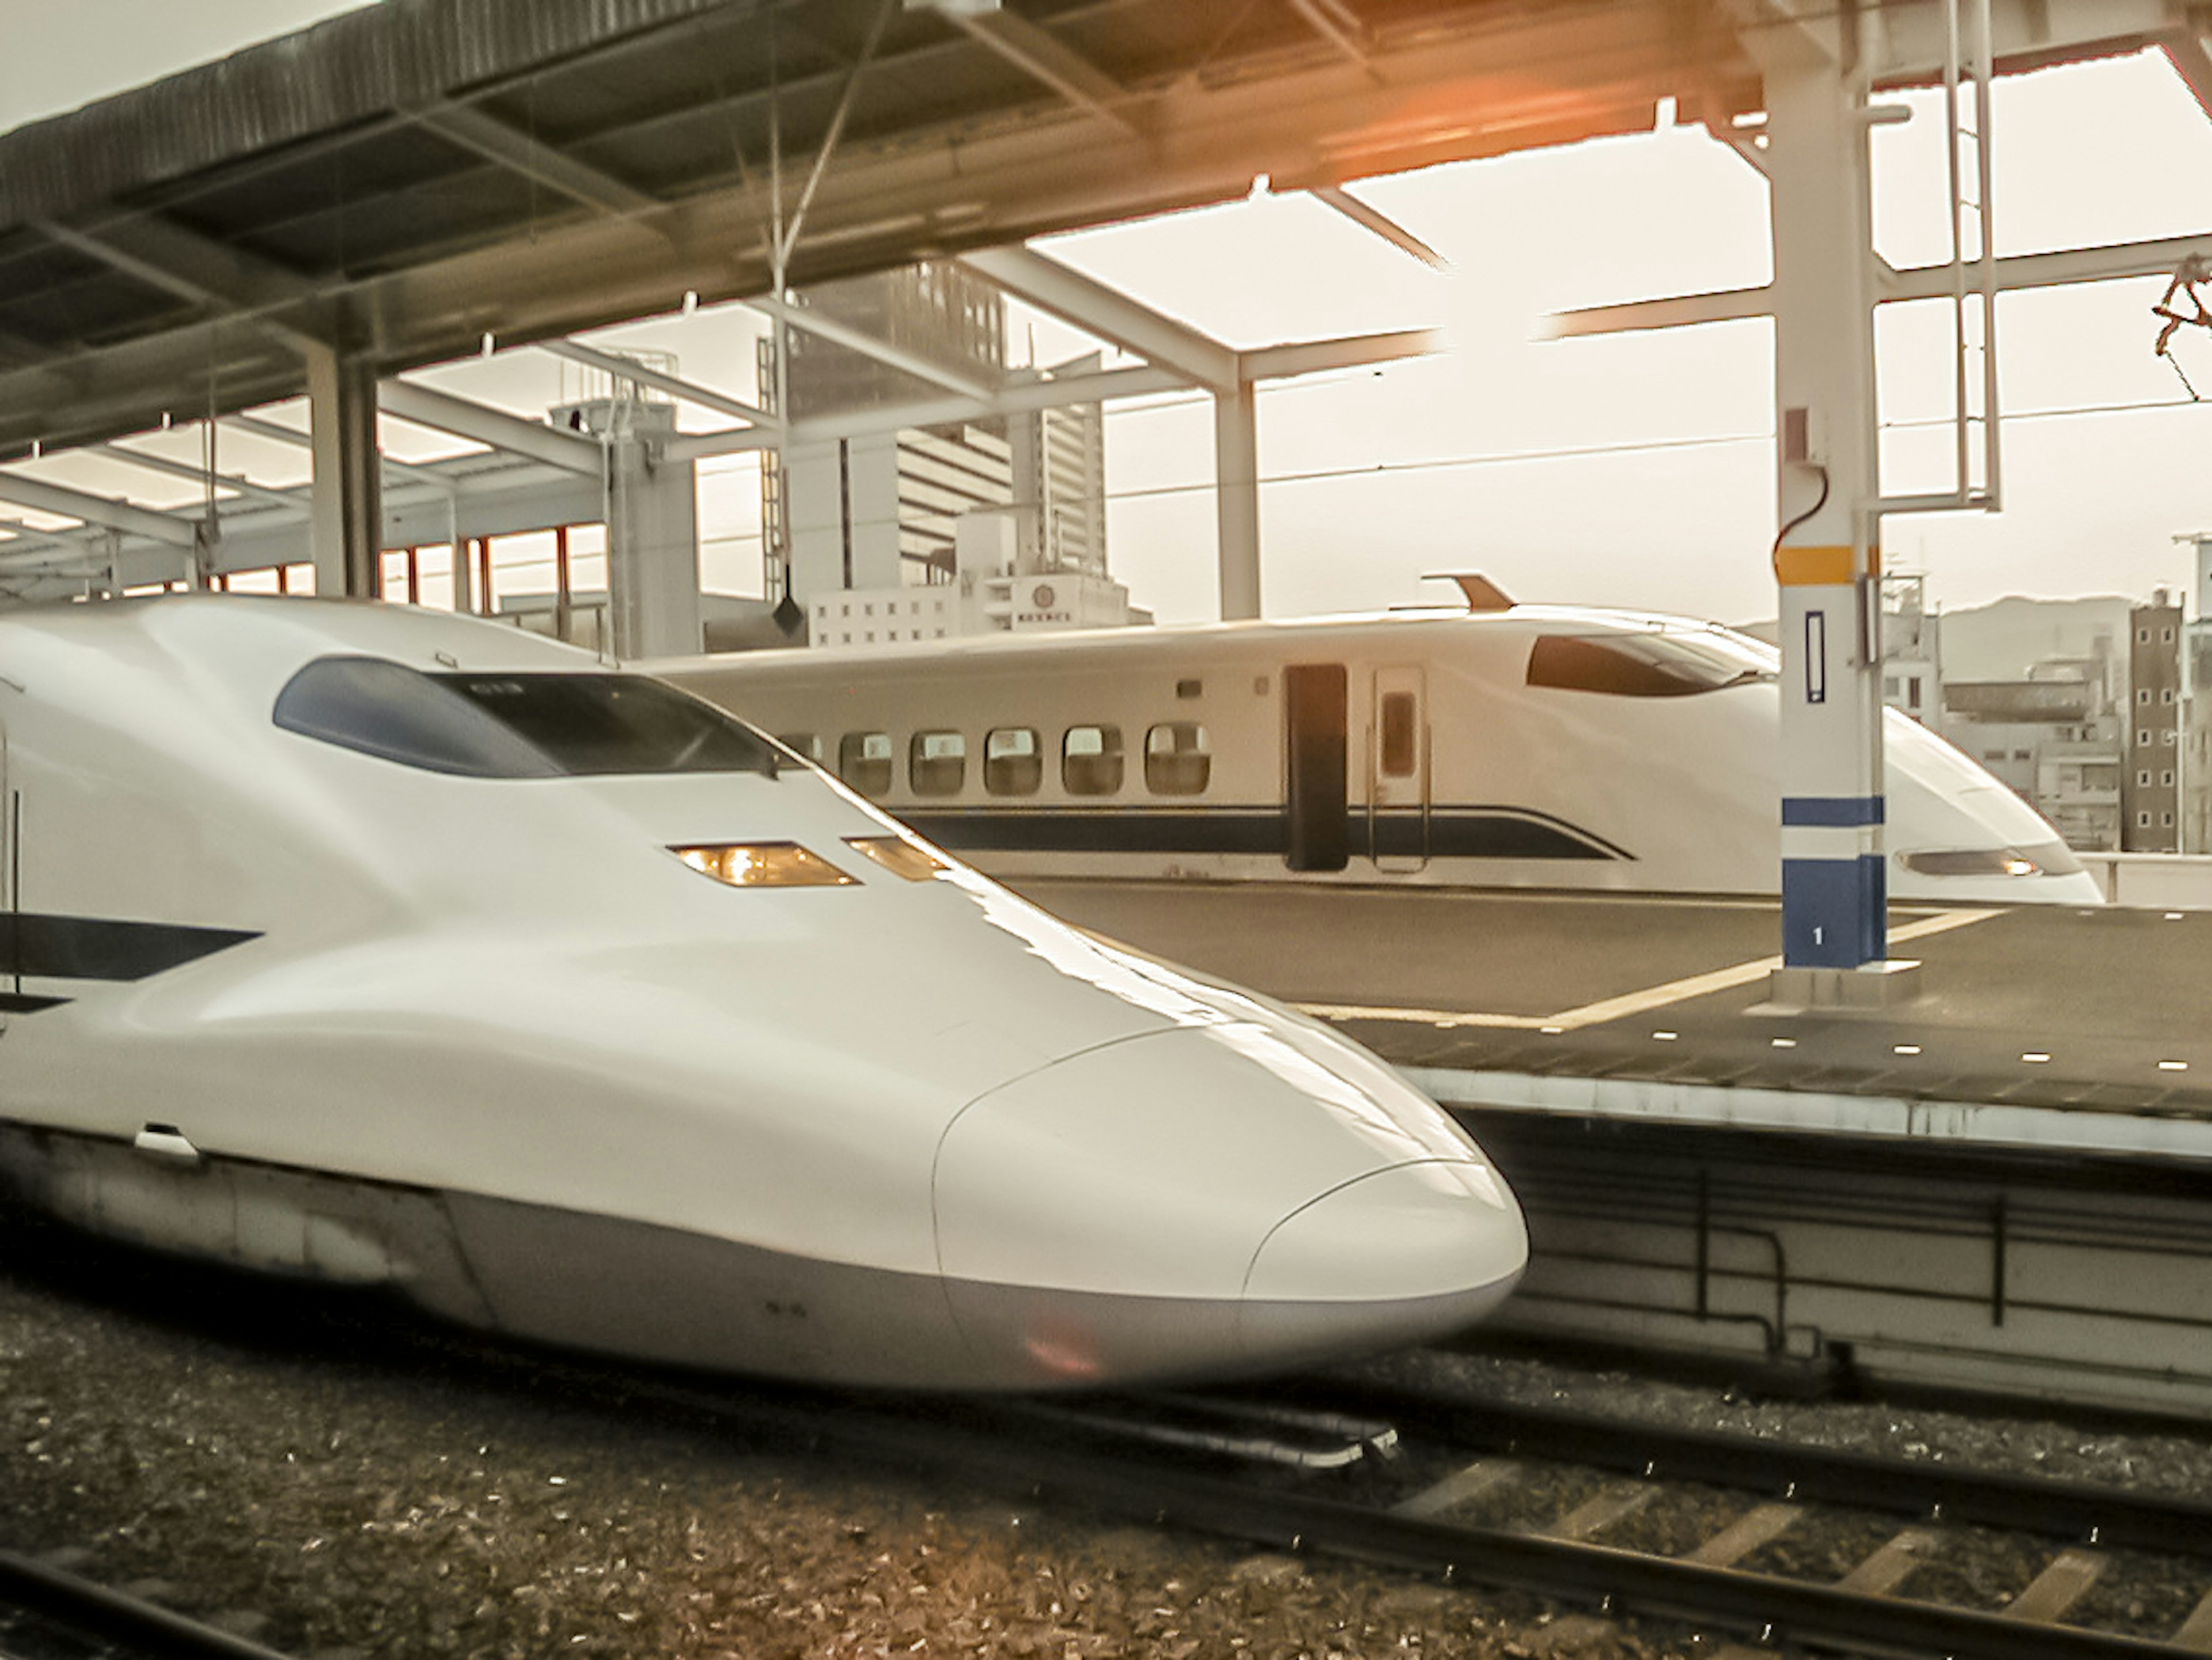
[2124,591,2184,852]
[758,267,1137,652]
[1912,592,2128,852]
[1880,575,1941,724]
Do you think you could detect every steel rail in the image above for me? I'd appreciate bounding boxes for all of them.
[1317,1382,2212,1560]
[498,1355,2210,1660]
[0,1548,296,1660]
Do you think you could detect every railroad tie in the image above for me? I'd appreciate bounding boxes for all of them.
[1390,1458,1522,1521]
[2002,1547,2105,1625]
[1679,1502,1802,1568]
[1835,1527,1944,1597]
[2169,1586,2212,1651]
[1536,1481,1657,1542]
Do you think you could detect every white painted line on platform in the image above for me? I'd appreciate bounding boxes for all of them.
[1297,909,1995,1033]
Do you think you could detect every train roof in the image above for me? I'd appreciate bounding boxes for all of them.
[645,603,1764,679]
[0,592,601,678]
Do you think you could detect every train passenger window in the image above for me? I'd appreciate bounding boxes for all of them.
[985,728,1042,796]
[777,733,823,765]
[1378,693,1418,778]
[1525,630,1774,697]
[1063,725,1124,795]
[910,731,967,796]
[275,657,558,778]
[839,732,894,797]
[1145,723,1211,795]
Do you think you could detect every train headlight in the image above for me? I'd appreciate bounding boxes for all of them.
[1896,848,2041,878]
[844,835,952,881]
[670,842,855,887]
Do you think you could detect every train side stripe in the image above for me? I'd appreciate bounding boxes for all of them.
[0,914,261,983]
[895,807,1630,862]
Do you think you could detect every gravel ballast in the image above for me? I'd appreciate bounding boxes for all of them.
[9,1218,2212,1658]
[1,1228,1679,1660]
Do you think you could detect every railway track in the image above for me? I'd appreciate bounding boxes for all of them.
[0,1550,294,1660]
[495,1348,2212,1660]
[12,1270,2211,1660]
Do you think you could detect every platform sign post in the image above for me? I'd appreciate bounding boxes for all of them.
[1763,25,1892,984]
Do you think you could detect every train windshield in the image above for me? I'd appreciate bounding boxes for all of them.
[1525,628,1776,698]
[274,658,779,777]
[437,672,780,776]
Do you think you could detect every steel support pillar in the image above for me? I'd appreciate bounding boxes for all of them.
[306,348,383,599]
[605,418,702,659]
[1766,39,1887,974]
[1214,383,1260,621]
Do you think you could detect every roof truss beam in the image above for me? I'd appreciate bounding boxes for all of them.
[937,6,1145,134]
[377,379,604,475]
[32,215,325,354]
[1553,231,2212,338]
[1286,0,1374,69]
[411,104,663,219]
[0,470,200,548]
[94,441,302,510]
[540,339,780,429]
[956,244,1240,390]
[223,413,448,490]
[1309,184,1448,270]
[751,293,994,402]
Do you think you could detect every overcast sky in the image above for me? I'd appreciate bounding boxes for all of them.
[6,2,2212,626]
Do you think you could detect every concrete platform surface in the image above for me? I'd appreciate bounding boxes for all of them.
[1013,881,2212,1126]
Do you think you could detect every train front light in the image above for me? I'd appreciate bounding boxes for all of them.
[670,842,855,887]
[843,835,951,881]
[1896,846,2043,879]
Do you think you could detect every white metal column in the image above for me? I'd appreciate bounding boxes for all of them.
[1214,382,1260,621]
[605,413,703,659]
[1766,29,1887,974]
[306,346,383,599]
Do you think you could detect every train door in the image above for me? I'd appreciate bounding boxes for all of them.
[0,722,12,1029]
[1283,663,1349,872]
[1369,665,1429,872]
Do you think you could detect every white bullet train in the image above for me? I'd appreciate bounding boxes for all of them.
[0,595,1527,1392]
[653,591,2103,907]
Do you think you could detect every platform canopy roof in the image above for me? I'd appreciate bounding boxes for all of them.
[1,0,2203,463]
[0,0,1767,460]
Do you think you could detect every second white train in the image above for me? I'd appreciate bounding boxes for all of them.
[653,599,2102,907]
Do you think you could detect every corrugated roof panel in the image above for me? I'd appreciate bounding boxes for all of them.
[0,0,734,228]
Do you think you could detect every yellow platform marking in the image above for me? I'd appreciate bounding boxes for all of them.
[1298,909,1995,1033]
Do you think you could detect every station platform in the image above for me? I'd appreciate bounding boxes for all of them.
[1014,880,2212,1164]
[1010,879,2212,1413]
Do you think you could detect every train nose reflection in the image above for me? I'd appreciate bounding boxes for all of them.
[931,1024,1527,1387]
[1238,1159,1527,1371]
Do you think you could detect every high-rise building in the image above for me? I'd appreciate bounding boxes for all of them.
[757,267,1132,650]
[2123,591,2184,852]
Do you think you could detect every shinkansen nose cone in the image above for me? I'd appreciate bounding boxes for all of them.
[931,1018,1527,1389]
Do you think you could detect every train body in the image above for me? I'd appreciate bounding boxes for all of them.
[653,604,2101,907]
[0,595,1525,1391]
